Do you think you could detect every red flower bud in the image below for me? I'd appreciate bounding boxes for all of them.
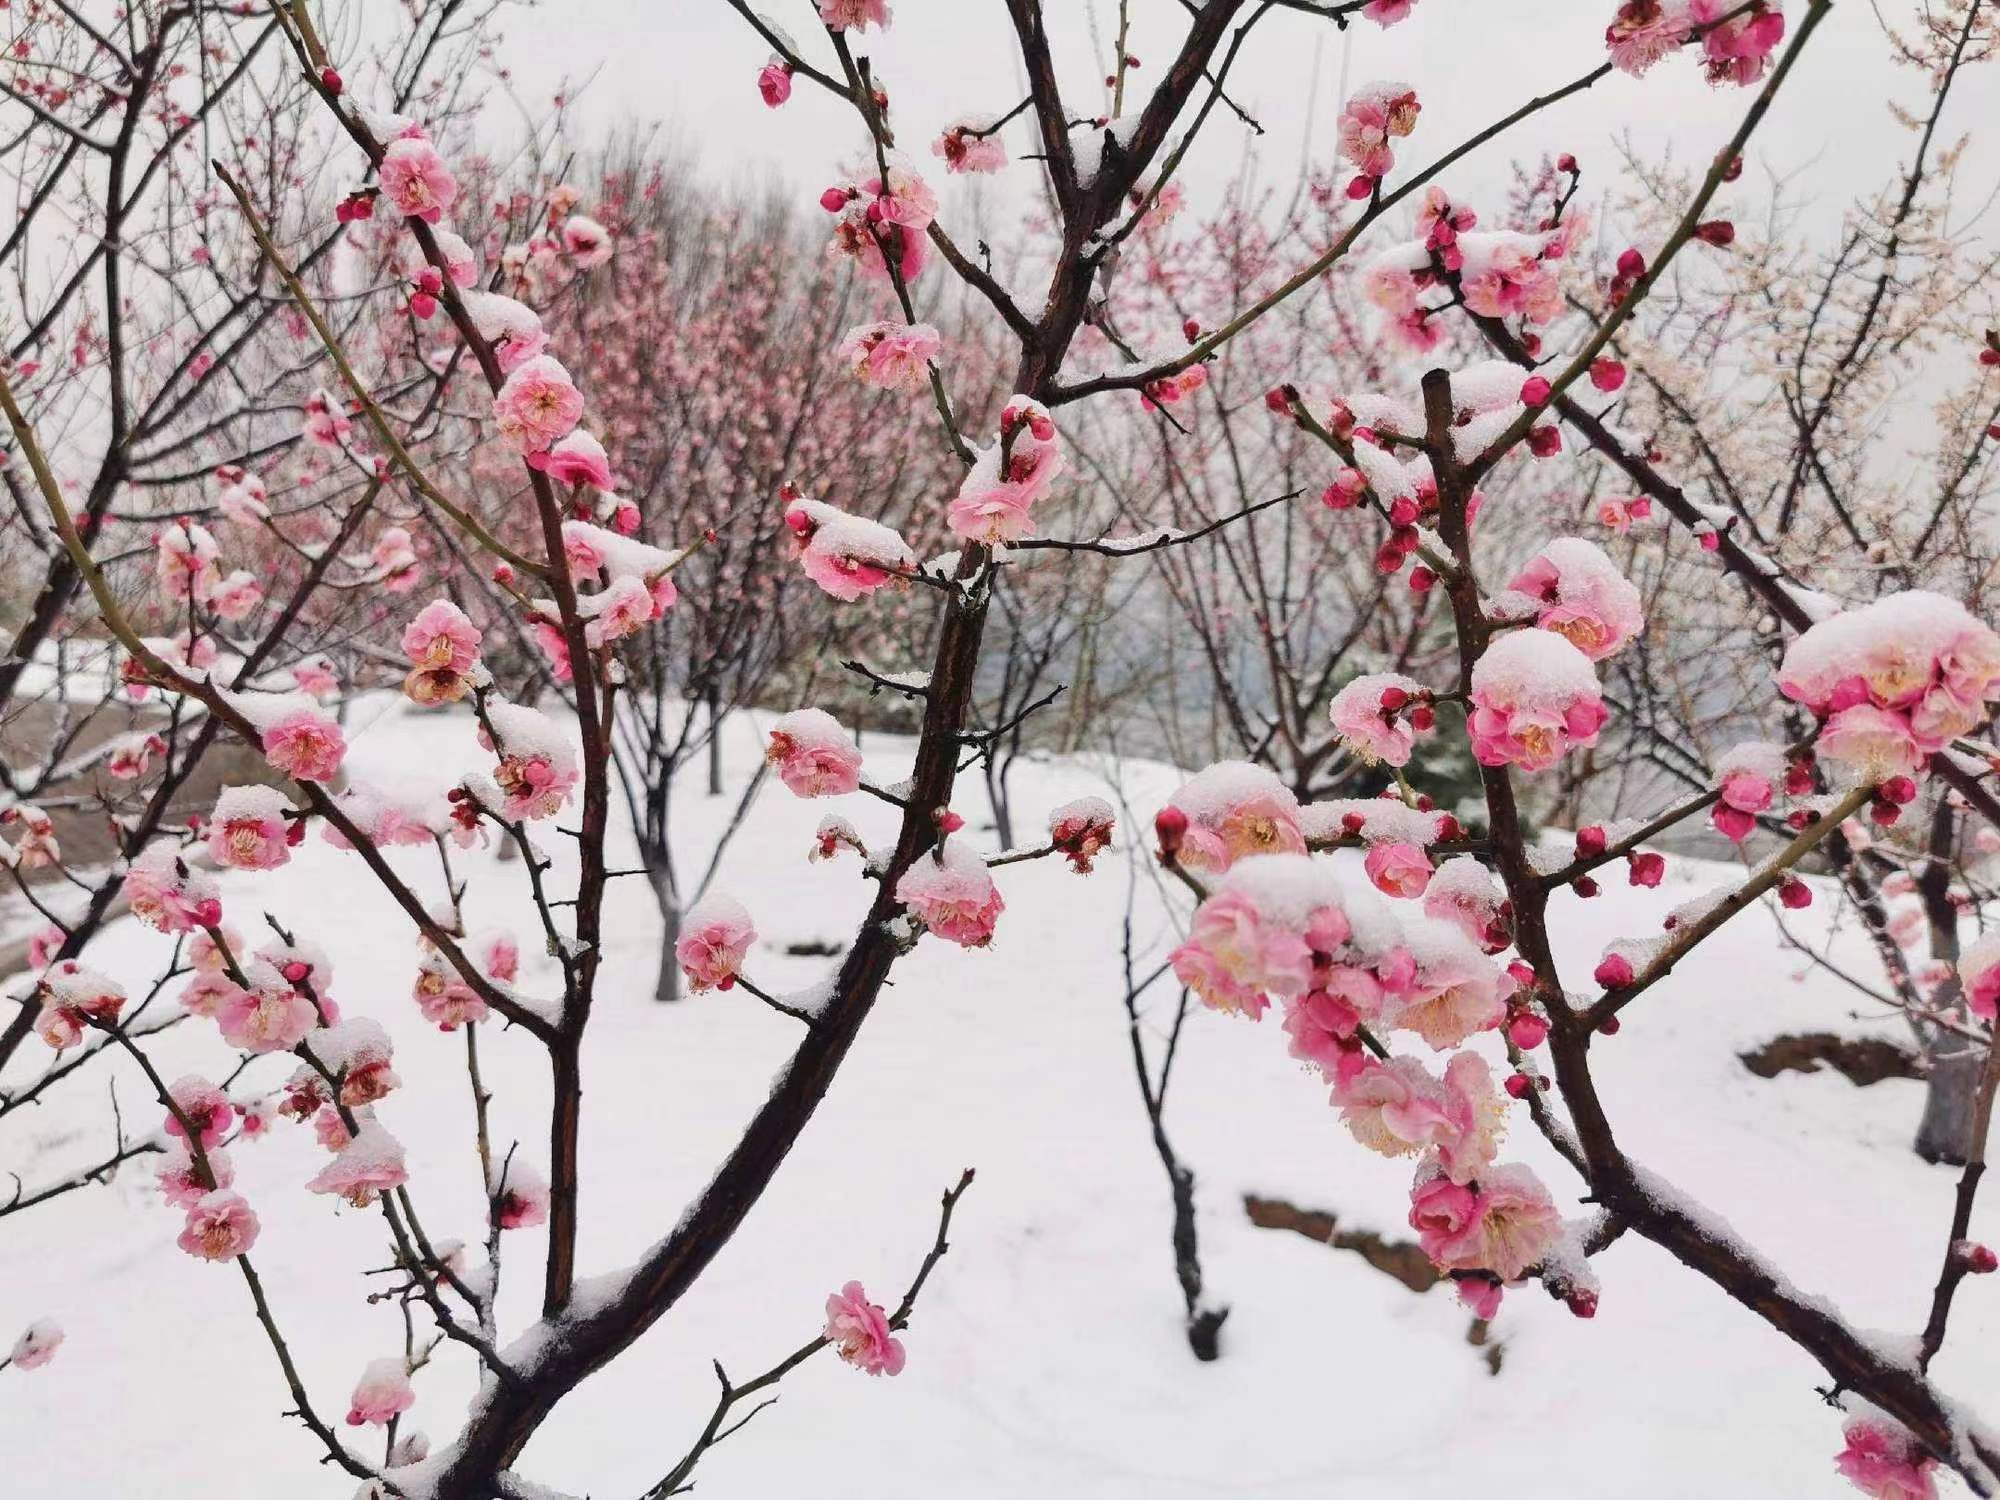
[1594,953,1634,989]
[1408,566,1436,594]
[1527,425,1563,457]
[1778,878,1812,910]
[819,186,851,213]
[1627,850,1666,887]
[1880,775,1919,806]
[1588,358,1626,393]
[1504,1072,1535,1100]
[1616,247,1646,280]
[1694,219,1736,248]
[1557,153,1578,174]
[1575,825,1607,858]
[320,67,344,95]
[1520,376,1552,406]
[1507,1010,1549,1050]
[1573,874,1600,899]
[1154,806,1188,855]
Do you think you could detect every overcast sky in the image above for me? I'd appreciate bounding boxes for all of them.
[487,1,1999,248]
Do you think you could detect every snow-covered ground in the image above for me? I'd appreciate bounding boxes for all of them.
[2,697,1991,1498]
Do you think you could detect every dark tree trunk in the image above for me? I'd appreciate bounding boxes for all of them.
[706,685,723,797]
[650,865,681,1005]
[1916,1037,1983,1165]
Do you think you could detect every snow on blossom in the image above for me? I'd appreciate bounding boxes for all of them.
[345,1358,416,1426]
[1408,1161,1561,1280]
[531,429,614,490]
[823,157,934,283]
[164,1074,236,1148]
[492,1159,551,1229]
[481,698,581,821]
[177,1190,260,1262]
[1959,933,2000,1022]
[677,894,756,992]
[302,388,353,450]
[309,1122,410,1208]
[126,844,223,934]
[948,396,1063,544]
[1337,81,1420,185]
[155,521,221,604]
[824,1281,906,1375]
[158,1144,230,1209]
[1336,1052,1505,1184]
[256,703,347,783]
[1468,628,1609,773]
[1365,841,1433,899]
[1158,761,1306,874]
[765,709,864,798]
[1048,797,1116,874]
[1422,856,1512,954]
[1388,921,1512,1050]
[1172,889,1312,1019]
[460,291,548,372]
[1834,1407,1937,1500]
[783,492,915,601]
[319,1019,401,1107]
[216,976,320,1054]
[1330,673,1435,767]
[34,961,125,1050]
[1779,591,2000,783]
[8,1319,63,1370]
[836,321,943,393]
[1711,740,1784,841]
[413,952,488,1030]
[1,805,59,868]
[1495,537,1644,661]
[401,598,484,706]
[561,213,613,267]
[895,839,1004,948]
[212,465,269,524]
[206,785,300,870]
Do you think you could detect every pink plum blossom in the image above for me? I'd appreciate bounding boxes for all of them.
[401,599,484,706]
[823,1281,905,1375]
[1468,629,1609,773]
[177,1190,260,1262]
[378,136,457,223]
[765,709,864,797]
[836,320,943,392]
[261,706,347,783]
[1330,673,1434,767]
[216,980,320,1054]
[493,1160,551,1229]
[895,840,1005,948]
[1500,537,1644,661]
[1835,1410,1937,1500]
[1364,841,1433,899]
[205,785,299,870]
[345,1358,416,1426]
[309,1123,410,1208]
[164,1075,236,1148]
[126,845,223,934]
[530,429,614,489]
[492,355,585,456]
[934,120,1009,174]
[1171,889,1312,1020]
[677,894,756,992]
[1409,1162,1561,1280]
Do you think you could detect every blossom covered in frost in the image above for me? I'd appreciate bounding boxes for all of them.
[308,1122,410,1208]
[8,1319,63,1371]
[1712,740,1784,842]
[1157,761,1307,874]
[561,213,613,267]
[783,491,915,601]
[1779,592,2000,785]
[531,429,614,490]
[345,1358,416,1426]
[216,976,320,1054]
[413,953,487,1030]
[2,805,59,867]
[1364,841,1433,900]
[676,894,756,992]
[895,840,1004,948]
[1172,889,1312,1020]
[1834,1409,1937,1500]
[493,1159,552,1229]
[836,320,943,393]
[164,1074,236,1148]
[824,1281,906,1375]
[948,397,1064,544]
[1468,628,1609,772]
[34,961,125,1050]
[1336,1052,1505,1184]
[378,136,457,223]
[155,521,221,603]
[1497,537,1644,661]
[126,844,223,934]
[1330,673,1435,767]
[401,599,484,706]
[177,1190,260,1262]
[765,709,864,798]
[482,698,581,821]
[1048,797,1116,874]
[206,785,300,870]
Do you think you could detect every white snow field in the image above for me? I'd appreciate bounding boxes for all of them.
[2,696,1993,1498]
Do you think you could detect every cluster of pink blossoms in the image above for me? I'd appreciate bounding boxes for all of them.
[782,487,917,601]
[949,396,1065,544]
[1779,591,2000,796]
[153,519,263,623]
[836,320,943,393]
[1605,0,1785,85]
[821,157,937,284]
[1335,82,1420,199]
[1468,629,1610,774]
[1494,537,1644,662]
[1163,850,1566,1307]
[1330,673,1436,768]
